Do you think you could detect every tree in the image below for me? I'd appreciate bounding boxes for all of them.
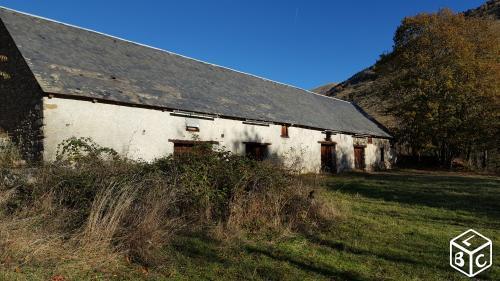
[376,9,500,167]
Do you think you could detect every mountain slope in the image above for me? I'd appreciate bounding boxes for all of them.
[311,82,337,95]
[464,0,500,19]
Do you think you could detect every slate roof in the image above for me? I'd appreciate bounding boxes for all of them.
[0,7,391,138]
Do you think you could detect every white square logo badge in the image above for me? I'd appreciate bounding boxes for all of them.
[450,229,492,277]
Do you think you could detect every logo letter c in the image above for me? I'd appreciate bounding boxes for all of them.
[476,254,487,268]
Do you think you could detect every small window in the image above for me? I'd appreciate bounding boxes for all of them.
[186,126,200,132]
[325,132,332,141]
[185,118,200,132]
[368,137,373,144]
[380,147,385,162]
[281,125,289,138]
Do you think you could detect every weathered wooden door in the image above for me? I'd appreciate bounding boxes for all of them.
[245,143,268,161]
[173,141,214,157]
[321,144,336,173]
[354,146,365,170]
[173,143,194,156]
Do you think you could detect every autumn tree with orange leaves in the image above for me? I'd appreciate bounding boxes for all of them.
[377,9,499,168]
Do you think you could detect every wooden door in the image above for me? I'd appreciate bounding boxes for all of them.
[321,144,336,173]
[245,143,268,161]
[354,146,365,170]
[173,143,194,156]
[171,140,216,158]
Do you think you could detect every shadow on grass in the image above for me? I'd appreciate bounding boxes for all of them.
[244,245,368,281]
[326,171,500,218]
[171,232,368,281]
[169,233,297,280]
[171,233,229,265]
[304,234,451,272]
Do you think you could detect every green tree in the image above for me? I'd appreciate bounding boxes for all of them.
[376,9,500,167]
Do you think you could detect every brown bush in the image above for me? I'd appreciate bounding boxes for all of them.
[0,135,23,169]
[0,138,337,270]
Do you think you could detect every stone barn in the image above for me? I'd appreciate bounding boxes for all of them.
[0,7,392,173]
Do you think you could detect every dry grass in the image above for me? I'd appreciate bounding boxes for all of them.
[0,215,128,278]
[0,139,337,278]
[82,179,138,246]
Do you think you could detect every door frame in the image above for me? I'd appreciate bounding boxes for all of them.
[243,142,271,161]
[319,141,337,173]
[353,145,366,170]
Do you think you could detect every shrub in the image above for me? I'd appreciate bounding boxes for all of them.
[0,134,22,169]
[56,137,119,163]
[0,138,336,268]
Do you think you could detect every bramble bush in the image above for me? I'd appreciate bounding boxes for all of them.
[0,138,336,267]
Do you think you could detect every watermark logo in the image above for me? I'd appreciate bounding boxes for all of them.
[450,229,492,277]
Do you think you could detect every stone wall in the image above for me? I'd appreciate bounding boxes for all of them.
[0,19,44,161]
[43,97,393,173]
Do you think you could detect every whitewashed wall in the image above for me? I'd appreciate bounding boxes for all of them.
[42,97,390,173]
[364,138,393,171]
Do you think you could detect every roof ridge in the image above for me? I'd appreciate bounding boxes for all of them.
[0,6,350,104]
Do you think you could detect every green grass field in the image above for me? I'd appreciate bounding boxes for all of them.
[159,170,500,281]
[2,169,499,280]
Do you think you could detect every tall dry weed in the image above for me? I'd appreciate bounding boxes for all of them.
[81,179,137,246]
[0,138,338,272]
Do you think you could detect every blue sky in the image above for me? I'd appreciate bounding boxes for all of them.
[0,0,484,89]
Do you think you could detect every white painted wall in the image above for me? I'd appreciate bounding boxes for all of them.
[42,97,391,173]
[364,138,393,171]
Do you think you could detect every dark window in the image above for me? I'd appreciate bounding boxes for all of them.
[245,143,268,161]
[380,147,385,162]
[325,132,332,141]
[281,125,289,138]
[368,137,373,144]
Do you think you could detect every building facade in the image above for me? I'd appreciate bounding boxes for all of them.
[0,7,392,173]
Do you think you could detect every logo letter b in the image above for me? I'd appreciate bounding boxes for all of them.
[455,252,465,267]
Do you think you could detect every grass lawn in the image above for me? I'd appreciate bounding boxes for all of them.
[159,169,500,281]
[2,169,499,280]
